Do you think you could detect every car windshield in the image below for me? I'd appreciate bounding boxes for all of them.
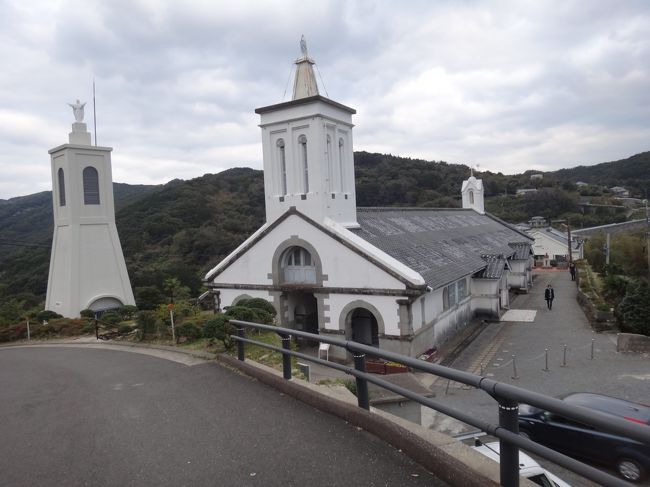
[528,473,557,487]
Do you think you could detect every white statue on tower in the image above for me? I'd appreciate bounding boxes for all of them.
[67,99,86,122]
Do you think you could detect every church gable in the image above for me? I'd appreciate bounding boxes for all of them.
[205,209,424,292]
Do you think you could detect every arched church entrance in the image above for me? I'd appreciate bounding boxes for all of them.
[349,308,379,347]
[285,292,319,346]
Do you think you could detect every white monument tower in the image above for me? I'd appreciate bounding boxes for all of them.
[45,100,135,317]
[256,36,358,227]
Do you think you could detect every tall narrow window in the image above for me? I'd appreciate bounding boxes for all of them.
[83,166,100,205]
[57,168,66,206]
[338,138,345,192]
[299,135,309,193]
[469,190,474,205]
[277,139,287,196]
[326,135,333,192]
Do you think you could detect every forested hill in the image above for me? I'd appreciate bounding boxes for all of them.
[552,151,650,195]
[1,150,648,311]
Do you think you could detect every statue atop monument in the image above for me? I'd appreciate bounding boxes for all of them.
[67,99,86,122]
[300,35,308,57]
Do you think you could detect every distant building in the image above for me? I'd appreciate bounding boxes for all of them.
[526,227,583,266]
[609,186,630,198]
[529,216,547,228]
[516,188,538,196]
[530,173,543,181]
[575,181,588,187]
[204,41,534,361]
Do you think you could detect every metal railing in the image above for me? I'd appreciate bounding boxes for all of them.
[229,319,650,487]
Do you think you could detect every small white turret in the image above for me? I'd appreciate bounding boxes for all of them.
[461,171,485,214]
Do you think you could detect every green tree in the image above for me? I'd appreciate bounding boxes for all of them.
[617,280,650,336]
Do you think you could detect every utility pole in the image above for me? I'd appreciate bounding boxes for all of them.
[551,218,573,263]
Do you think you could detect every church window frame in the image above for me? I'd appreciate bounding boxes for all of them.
[458,278,467,300]
[469,190,474,205]
[82,166,100,205]
[281,246,316,284]
[326,135,333,193]
[338,137,345,192]
[276,138,287,196]
[57,168,66,206]
[298,134,309,193]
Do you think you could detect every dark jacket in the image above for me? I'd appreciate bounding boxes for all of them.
[545,288,555,301]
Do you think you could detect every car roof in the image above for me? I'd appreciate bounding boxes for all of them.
[563,393,650,425]
[472,442,572,487]
[472,442,545,476]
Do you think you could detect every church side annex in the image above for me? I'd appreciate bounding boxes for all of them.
[204,40,534,361]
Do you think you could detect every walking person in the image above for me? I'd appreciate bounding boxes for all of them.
[569,261,576,281]
[545,284,555,310]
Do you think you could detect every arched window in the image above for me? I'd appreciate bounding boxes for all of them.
[282,246,316,284]
[276,139,287,196]
[469,190,474,205]
[83,167,100,205]
[326,135,333,192]
[57,168,66,206]
[338,138,345,192]
[298,135,309,193]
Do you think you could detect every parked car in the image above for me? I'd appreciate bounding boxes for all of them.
[518,392,650,482]
[472,440,571,487]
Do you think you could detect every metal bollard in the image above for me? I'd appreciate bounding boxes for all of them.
[511,354,519,380]
[498,398,520,487]
[237,326,245,361]
[480,362,485,376]
[281,334,292,380]
[543,348,549,372]
[353,353,369,410]
[590,339,595,360]
[562,344,567,367]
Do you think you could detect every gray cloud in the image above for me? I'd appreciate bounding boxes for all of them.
[1,0,648,199]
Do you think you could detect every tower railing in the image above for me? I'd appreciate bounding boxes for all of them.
[229,319,649,487]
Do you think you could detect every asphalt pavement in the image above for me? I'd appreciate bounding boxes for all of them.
[0,346,445,487]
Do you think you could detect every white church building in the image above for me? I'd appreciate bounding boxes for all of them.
[205,42,533,360]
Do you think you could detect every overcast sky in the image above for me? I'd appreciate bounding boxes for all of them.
[1,0,649,200]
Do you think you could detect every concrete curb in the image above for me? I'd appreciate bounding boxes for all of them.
[216,354,530,487]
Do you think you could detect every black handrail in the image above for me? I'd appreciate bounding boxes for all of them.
[229,319,649,487]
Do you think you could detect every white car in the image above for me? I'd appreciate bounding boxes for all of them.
[472,441,571,487]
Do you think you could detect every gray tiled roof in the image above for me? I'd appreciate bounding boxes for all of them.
[509,242,532,260]
[476,254,506,279]
[352,208,533,289]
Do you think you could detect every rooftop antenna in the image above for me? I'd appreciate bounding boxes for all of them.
[92,79,97,146]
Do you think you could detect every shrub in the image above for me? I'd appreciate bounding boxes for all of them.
[80,309,95,318]
[176,322,203,342]
[136,311,158,341]
[617,280,650,336]
[118,324,134,335]
[237,298,277,318]
[118,305,138,320]
[100,312,122,325]
[203,314,235,350]
[36,310,63,322]
[224,306,258,323]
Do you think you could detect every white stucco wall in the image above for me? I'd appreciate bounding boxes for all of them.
[212,214,408,291]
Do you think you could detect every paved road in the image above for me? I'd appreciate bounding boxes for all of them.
[0,346,444,487]
[420,269,650,486]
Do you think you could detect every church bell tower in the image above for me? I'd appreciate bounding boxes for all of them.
[45,101,135,317]
[256,37,358,228]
